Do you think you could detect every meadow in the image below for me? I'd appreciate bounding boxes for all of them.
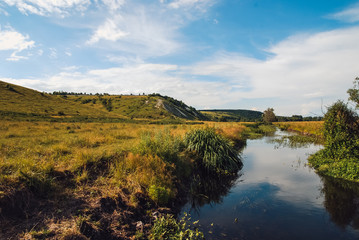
[0,120,247,239]
[274,121,324,142]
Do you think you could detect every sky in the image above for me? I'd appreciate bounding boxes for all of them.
[1,0,359,116]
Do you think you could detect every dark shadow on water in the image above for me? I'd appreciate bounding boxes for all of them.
[187,169,242,213]
[321,175,359,230]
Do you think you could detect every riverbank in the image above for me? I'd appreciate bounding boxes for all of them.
[275,120,359,183]
[274,121,324,143]
[178,129,359,240]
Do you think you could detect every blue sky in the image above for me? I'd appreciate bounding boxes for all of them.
[1,0,359,116]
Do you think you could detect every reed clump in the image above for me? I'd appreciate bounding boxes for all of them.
[184,128,242,173]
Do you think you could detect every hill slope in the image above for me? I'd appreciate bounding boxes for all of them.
[65,93,207,121]
[0,80,123,121]
[200,109,263,122]
[0,81,206,122]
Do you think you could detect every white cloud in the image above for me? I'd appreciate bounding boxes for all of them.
[49,48,57,59]
[3,0,91,16]
[168,0,215,10]
[0,5,9,16]
[0,26,35,61]
[100,0,125,11]
[87,3,182,58]
[87,18,128,44]
[329,3,359,23]
[184,27,359,115]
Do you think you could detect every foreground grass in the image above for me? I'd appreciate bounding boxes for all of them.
[0,121,246,239]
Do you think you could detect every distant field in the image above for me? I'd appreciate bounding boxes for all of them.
[274,121,324,139]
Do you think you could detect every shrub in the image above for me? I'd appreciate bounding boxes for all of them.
[309,101,359,181]
[184,128,242,173]
[322,101,359,159]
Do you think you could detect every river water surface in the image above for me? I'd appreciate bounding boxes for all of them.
[180,131,359,239]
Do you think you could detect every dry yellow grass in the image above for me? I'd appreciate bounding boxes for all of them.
[0,120,248,239]
[0,121,246,191]
[274,121,324,137]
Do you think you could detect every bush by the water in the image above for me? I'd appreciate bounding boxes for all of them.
[309,101,359,181]
[322,101,359,158]
[184,128,242,173]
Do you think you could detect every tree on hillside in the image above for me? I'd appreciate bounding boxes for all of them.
[262,108,277,123]
[347,77,359,108]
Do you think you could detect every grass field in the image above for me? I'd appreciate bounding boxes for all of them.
[274,121,324,140]
[0,120,247,239]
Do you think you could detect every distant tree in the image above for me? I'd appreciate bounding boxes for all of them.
[291,115,303,121]
[262,108,277,123]
[347,77,359,108]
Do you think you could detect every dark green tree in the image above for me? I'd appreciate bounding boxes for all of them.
[347,77,359,108]
[262,108,277,123]
[321,101,359,159]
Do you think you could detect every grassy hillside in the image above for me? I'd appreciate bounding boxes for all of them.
[0,81,124,122]
[65,93,207,121]
[0,81,206,122]
[200,109,263,122]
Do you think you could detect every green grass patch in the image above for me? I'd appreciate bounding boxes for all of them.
[150,213,204,240]
[184,128,242,173]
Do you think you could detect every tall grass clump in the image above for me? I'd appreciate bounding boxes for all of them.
[184,128,242,173]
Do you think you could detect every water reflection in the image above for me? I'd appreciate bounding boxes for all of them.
[187,170,241,211]
[180,131,359,239]
[270,134,321,149]
[321,176,359,230]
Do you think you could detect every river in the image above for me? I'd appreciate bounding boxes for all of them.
[180,130,359,239]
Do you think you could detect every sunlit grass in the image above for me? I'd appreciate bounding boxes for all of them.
[0,120,250,238]
[0,121,247,198]
[274,121,324,139]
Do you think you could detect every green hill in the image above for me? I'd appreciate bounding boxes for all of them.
[200,109,263,122]
[0,80,124,121]
[64,93,207,121]
[0,81,206,122]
